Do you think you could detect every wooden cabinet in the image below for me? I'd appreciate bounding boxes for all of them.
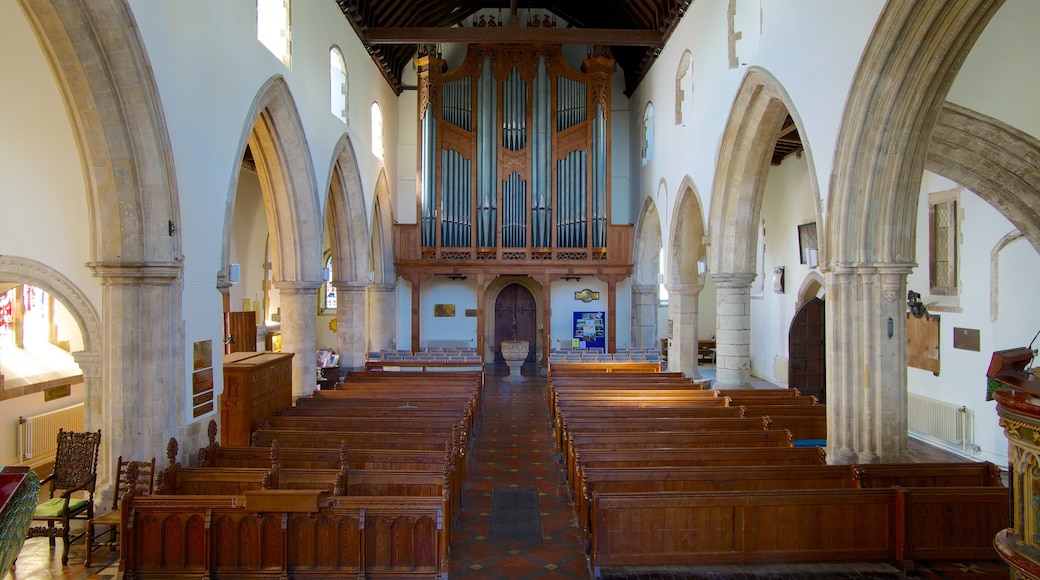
[220,352,294,446]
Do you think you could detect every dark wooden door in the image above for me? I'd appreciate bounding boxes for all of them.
[494,284,537,362]
[788,297,826,402]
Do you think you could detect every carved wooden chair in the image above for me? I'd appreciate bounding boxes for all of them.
[84,455,155,568]
[27,429,102,565]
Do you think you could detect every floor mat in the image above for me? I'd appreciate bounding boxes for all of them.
[488,486,542,541]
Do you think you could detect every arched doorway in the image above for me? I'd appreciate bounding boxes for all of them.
[494,284,537,362]
[788,296,825,402]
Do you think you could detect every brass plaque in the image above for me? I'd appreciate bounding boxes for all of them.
[44,384,71,401]
[193,340,213,370]
[953,327,980,352]
[434,304,455,317]
[465,309,477,317]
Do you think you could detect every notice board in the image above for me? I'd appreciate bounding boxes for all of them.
[573,311,606,350]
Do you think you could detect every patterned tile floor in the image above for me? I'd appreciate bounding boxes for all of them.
[5,363,1012,579]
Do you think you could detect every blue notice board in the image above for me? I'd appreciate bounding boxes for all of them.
[572,312,606,350]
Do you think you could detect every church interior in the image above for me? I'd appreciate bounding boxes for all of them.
[2,0,1040,578]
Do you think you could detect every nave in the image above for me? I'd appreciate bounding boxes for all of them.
[6,364,1010,580]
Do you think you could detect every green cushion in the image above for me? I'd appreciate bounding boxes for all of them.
[33,497,87,518]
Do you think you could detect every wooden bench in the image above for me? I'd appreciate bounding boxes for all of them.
[715,387,800,398]
[586,486,1008,577]
[856,462,1003,487]
[575,464,861,538]
[565,431,794,495]
[766,414,827,441]
[122,491,449,578]
[556,416,770,450]
[199,442,448,472]
[251,428,461,450]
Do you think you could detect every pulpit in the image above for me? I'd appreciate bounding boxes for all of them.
[0,467,40,573]
[989,347,1040,579]
[221,351,294,446]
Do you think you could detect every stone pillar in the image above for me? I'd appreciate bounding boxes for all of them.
[71,350,109,505]
[335,282,368,372]
[631,283,659,349]
[665,283,702,379]
[88,261,186,504]
[273,280,320,399]
[826,263,914,464]
[367,282,396,352]
[826,264,857,465]
[711,273,755,388]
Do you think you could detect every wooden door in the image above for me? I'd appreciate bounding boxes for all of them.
[788,297,826,402]
[494,284,537,362]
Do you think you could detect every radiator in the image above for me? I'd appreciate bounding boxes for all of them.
[17,403,85,466]
[908,393,970,451]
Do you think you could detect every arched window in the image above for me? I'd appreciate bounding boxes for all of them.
[257,0,291,67]
[641,102,654,166]
[371,102,384,160]
[330,46,348,123]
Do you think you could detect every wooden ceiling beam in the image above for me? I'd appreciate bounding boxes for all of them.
[364,26,663,46]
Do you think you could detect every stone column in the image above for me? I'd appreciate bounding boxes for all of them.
[826,262,914,464]
[631,283,659,349]
[273,280,320,399]
[88,261,186,503]
[825,264,857,465]
[367,282,396,352]
[71,350,109,505]
[711,273,755,388]
[665,283,702,379]
[335,282,368,372]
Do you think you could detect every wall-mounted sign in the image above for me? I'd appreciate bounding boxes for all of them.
[574,288,600,303]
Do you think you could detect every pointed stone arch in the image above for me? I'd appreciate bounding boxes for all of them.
[226,76,323,396]
[796,270,826,308]
[666,177,707,377]
[324,134,372,372]
[631,197,663,349]
[240,76,323,283]
[17,0,188,494]
[706,67,810,387]
[927,102,1040,254]
[327,134,370,284]
[367,170,397,353]
[824,0,1001,464]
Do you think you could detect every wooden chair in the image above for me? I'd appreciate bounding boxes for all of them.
[27,429,102,565]
[84,456,155,568]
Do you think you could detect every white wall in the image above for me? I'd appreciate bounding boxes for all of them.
[750,154,815,382]
[419,279,478,348]
[907,172,1040,466]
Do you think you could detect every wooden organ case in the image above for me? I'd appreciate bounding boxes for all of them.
[395,45,633,357]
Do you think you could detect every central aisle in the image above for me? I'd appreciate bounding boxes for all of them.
[449,363,590,579]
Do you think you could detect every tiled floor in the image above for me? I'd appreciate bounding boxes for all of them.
[5,363,1012,579]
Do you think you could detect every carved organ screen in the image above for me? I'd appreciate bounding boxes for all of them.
[415,46,614,261]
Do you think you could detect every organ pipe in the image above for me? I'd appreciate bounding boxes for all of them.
[477,57,497,247]
[421,105,437,247]
[416,46,610,256]
[592,105,607,248]
[532,57,550,247]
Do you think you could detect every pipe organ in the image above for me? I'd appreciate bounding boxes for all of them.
[396,44,633,356]
[402,45,630,266]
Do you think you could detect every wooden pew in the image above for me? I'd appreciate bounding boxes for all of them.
[556,416,769,450]
[552,406,748,449]
[199,443,448,472]
[565,431,795,497]
[715,387,800,398]
[767,414,827,441]
[122,491,449,578]
[742,404,827,417]
[856,462,1003,487]
[586,486,1008,577]
[251,428,460,450]
[575,464,861,538]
